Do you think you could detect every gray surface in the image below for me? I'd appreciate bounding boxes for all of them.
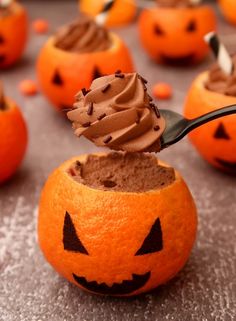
[0,1,236,321]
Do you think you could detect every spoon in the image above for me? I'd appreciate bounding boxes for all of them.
[159,104,236,150]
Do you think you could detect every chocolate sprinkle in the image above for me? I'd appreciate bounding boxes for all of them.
[103,135,112,144]
[87,102,93,115]
[154,125,160,131]
[115,70,121,74]
[97,113,106,120]
[150,103,160,118]
[82,122,91,128]
[101,83,111,93]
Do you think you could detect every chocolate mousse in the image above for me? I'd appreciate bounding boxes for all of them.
[54,15,111,53]
[205,56,236,96]
[69,152,175,193]
[67,72,166,152]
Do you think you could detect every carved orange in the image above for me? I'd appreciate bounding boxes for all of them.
[38,154,197,296]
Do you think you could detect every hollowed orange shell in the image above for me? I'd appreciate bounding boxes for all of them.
[0,2,28,68]
[36,33,134,110]
[184,72,236,172]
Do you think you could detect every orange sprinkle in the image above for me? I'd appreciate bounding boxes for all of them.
[19,80,38,96]
[152,82,173,100]
[32,19,49,34]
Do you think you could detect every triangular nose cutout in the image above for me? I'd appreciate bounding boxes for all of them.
[0,35,5,45]
[52,70,64,86]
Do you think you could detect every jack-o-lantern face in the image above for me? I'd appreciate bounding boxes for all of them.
[184,72,236,173]
[37,34,134,110]
[219,0,236,25]
[63,212,163,295]
[138,7,217,65]
[0,2,28,68]
[38,155,197,296]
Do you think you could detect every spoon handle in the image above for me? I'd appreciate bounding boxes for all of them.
[187,104,236,132]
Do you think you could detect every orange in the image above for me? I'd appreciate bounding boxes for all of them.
[184,72,236,173]
[79,0,137,27]
[38,153,197,296]
[37,33,134,111]
[0,98,28,183]
[138,6,217,65]
[0,1,28,68]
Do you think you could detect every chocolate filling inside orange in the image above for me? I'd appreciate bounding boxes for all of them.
[68,152,175,192]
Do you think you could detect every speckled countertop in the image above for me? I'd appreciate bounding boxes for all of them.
[0,1,236,320]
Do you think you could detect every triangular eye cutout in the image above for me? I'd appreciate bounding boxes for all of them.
[186,20,196,32]
[52,70,64,86]
[92,67,103,80]
[135,218,163,256]
[154,24,164,36]
[0,35,5,45]
[214,122,230,140]
[63,212,89,254]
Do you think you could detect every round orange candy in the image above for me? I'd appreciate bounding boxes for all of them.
[0,98,28,183]
[32,19,49,34]
[184,72,236,173]
[38,154,197,296]
[0,1,28,68]
[79,0,136,27]
[37,33,134,111]
[152,82,173,100]
[19,79,38,96]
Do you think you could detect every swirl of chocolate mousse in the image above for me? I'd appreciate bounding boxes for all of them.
[156,0,196,7]
[54,16,111,53]
[67,72,166,152]
[205,56,236,96]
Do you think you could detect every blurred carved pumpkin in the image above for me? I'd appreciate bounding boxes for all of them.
[0,1,28,68]
[79,0,137,27]
[138,6,217,65]
[218,0,236,25]
[37,32,134,111]
[184,72,236,173]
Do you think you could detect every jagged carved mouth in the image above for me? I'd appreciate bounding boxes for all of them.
[215,158,236,173]
[160,53,195,66]
[73,271,151,295]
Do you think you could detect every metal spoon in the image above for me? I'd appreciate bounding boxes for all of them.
[159,104,236,150]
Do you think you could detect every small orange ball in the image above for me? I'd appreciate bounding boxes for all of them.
[38,154,197,296]
[19,79,38,96]
[32,19,49,34]
[152,82,173,100]
[0,98,28,183]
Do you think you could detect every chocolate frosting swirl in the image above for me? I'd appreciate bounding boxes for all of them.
[67,73,166,153]
[54,16,111,53]
[156,0,197,7]
[205,56,236,96]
